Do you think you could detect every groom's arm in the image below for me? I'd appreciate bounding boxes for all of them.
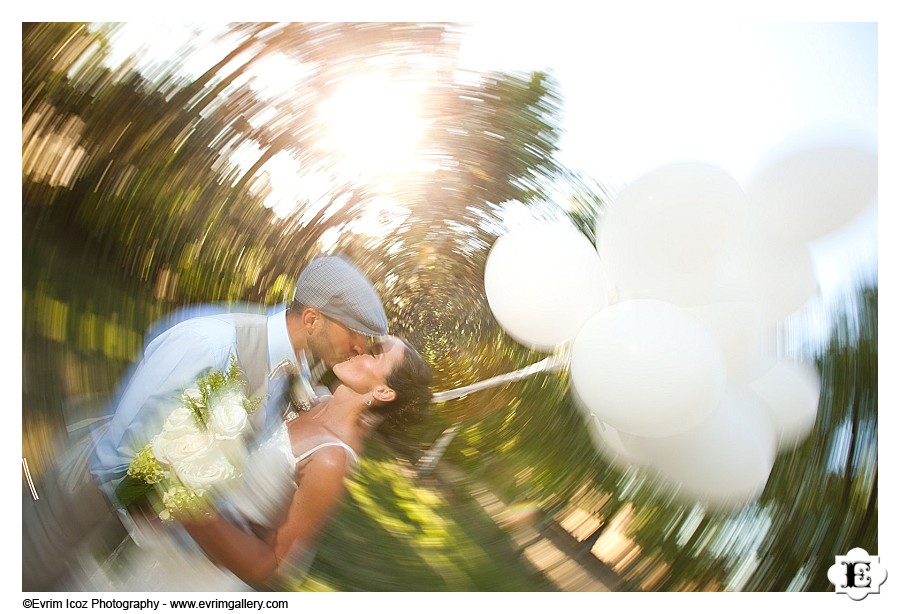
[89,318,235,498]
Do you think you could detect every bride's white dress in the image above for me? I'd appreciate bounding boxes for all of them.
[71,422,357,592]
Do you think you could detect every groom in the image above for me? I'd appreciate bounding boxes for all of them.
[23,255,388,590]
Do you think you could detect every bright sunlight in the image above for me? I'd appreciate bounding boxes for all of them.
[316,72,429,179]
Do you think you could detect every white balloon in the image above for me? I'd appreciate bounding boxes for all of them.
[484,222,609,351]
[570,300,726,438]
[748,359,821,451]
[571,383,646,470]
[621,386,777,511]
[597,162,749,305]
[584,413,647,471]
[746,143,877,245]
[570,379,642,470]
[733,321,782,384]
[684,298,763,381]
[733,239,819,324]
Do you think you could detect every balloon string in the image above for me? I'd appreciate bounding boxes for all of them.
[431,348,571,403]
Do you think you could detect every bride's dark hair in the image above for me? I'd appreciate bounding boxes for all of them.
[376,340,433,429]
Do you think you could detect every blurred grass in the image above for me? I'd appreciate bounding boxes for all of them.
[292,443,554,591]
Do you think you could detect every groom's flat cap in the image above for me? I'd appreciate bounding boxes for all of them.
[294,256,388,336]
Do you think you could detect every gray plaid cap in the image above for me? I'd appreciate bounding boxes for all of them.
[294,256,388,336]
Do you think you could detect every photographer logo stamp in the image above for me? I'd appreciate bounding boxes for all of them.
[827,547,887,600]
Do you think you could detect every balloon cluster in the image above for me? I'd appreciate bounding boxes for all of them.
[484,141,876,511]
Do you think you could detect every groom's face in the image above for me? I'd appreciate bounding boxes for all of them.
[308,314,370,368]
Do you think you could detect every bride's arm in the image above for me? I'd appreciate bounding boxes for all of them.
[181,447,349,586]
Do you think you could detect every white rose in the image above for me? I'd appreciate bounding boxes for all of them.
[172,448,237,490]
[160,406,200,438]
[152,424,213,466]
[207,391,249,440]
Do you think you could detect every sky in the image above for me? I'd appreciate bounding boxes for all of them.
[461,22,876,187]
[457,21,879,302]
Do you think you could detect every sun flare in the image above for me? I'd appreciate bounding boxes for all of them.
[317,73,428,178]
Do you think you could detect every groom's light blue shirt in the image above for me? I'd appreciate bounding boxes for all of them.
[89,308,300,499]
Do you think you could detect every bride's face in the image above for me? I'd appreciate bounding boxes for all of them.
[332,336,405,396]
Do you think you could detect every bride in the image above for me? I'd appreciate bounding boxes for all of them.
[81,336,432,591]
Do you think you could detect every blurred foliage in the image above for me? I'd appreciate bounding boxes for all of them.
[22,22,876,592]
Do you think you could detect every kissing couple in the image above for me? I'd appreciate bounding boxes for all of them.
[24,255,433,591]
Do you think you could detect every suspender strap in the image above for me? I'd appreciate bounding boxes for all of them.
[231,313,270,400]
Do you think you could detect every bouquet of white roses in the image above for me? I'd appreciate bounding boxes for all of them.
[116,355,260,521]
